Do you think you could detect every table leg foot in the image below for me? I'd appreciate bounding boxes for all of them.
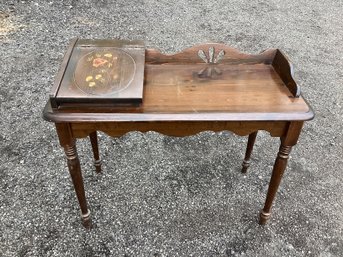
[94,160,102,173]
[259,210,271,225]
[241,160,250,173]
[241,131,258,173]
[81,210,92,229]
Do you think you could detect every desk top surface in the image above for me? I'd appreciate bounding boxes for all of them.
[43,41,314,123]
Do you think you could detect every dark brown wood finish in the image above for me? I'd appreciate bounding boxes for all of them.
[89,131,101,173]
[69,121,287,138]
[241,131,258,173]
[259,121,304,224]
[55,123,91,228]
[272,49,300,97]
[145,44,300,98]
[50,39,78,108]
[43,42,314,228]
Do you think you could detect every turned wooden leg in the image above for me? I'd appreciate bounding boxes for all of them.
[241,131,258,173]
[259,121,303,225]
[56,123,91,229]
[259,143,292,224]
[89,131,102,173]
[63,143,91,228]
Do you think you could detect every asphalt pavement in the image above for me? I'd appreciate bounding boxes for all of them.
[0,0,342,256]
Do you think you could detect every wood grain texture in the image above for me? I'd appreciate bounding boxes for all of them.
[44,44,313,122]
[145,43,300,97]
[44,45,313,122]
[43,59,313,121]
[142,63,307,113]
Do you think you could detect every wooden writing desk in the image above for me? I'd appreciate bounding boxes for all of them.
[43,42,314,228]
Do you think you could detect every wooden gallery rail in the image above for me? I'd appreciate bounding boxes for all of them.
[43,40,314,228]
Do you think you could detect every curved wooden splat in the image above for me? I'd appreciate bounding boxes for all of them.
[146,43,277,65]
[70,121,287,139]
[145,44,300,97]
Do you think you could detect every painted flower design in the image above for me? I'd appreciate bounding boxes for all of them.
[92,57,108,68]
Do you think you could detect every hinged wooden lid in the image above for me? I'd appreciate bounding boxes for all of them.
[50,38,145,108]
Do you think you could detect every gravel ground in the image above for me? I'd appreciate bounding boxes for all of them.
[0,0,342,256]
